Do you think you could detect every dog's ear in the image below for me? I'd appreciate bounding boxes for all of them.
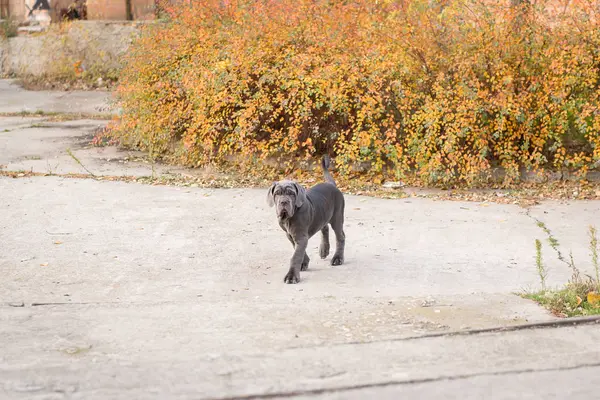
[293,182,307,208]
[266,183,277,207]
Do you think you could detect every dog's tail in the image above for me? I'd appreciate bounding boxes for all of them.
[321,155,336,187]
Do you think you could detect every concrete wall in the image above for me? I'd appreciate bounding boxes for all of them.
[87,0,155,20]
[5,0,27,21]
[0,20,144,78]
[5,0,58,22]
[5,0,156,22]
[86,0,127,20]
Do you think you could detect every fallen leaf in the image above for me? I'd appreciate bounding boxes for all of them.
[40,262,48,267]
[587,292,600,306]
[54,241,63,245]
[576,296,583,306]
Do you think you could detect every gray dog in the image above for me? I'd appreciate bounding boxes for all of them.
[267,156,346,284]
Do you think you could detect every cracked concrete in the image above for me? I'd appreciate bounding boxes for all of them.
[290,358,600,400]
[2,79,600,399]
[527,202,600,280]
[0,115,188,178]
[0,79,113,115]
[3,175,600,398]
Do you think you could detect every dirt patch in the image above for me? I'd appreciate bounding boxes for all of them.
[17,76,117,92]
[0,111,114,121]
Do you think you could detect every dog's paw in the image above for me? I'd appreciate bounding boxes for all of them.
[319,243,330,259]
[331,254,344,266]
[284,270,300,284]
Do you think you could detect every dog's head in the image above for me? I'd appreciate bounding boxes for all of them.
[266,180,307,220]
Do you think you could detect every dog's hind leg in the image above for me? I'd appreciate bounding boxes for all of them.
[329,213,345,266]
[287,233,310,271]
[319,225,330,259]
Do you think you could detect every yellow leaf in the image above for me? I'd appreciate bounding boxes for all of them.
[587,292,600,306]
[576,296,582,306]
[40,263,48,267]
[54,241,63,245]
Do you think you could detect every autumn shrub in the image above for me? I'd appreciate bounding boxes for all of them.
[35,22,127,89]
[15,21,136,90]
[0,17,18,39]
[112,0,600,186]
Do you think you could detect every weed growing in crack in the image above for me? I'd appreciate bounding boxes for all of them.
[568,250,581,283]
[523,225,600,317]
[45,160,60,176]
[535,239,547,292]
[590,226,599,292]
[66,148,95,177]
[535,220,567,265]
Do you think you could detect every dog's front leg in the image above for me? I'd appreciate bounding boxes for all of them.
[286,233,310,270]
[284,234,308,284]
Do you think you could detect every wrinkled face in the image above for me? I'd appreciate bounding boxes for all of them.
[267,181,304,220]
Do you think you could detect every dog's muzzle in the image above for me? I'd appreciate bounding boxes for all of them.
[277,201,294,220]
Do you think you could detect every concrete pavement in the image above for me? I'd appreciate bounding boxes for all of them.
[0,115,186,178]
[2,79,600,399]
[0,79,112,115]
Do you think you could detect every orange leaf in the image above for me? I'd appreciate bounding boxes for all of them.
[587,292,600,306]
